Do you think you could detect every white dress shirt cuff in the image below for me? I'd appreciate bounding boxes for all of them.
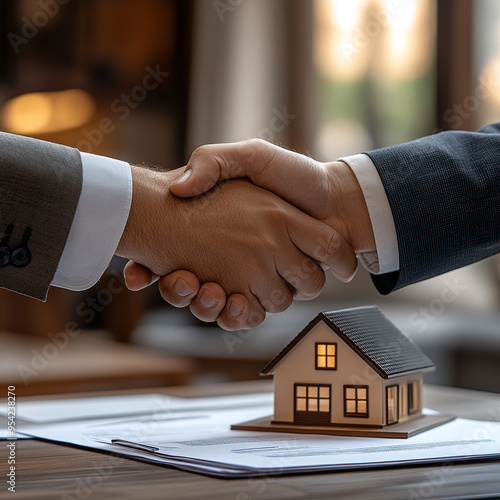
[52,152,132,291]
[339,153,399,275]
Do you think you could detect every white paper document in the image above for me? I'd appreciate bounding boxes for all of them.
[0,392,272,423]
[19,393,500,478]
[0,394,176,423]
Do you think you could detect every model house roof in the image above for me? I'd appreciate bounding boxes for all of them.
[261,306,434,378]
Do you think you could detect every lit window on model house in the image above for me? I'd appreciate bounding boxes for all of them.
[344,385,368,417]
[316,343,336,369]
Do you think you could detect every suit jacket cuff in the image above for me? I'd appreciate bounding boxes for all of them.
[51,153,132,291]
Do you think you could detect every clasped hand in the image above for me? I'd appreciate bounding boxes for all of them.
[119,139,374,330]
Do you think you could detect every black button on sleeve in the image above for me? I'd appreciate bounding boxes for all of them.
[0,246,10,267]
[11,247,31,267]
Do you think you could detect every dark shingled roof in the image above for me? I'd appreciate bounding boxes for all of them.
[261,306,434,378]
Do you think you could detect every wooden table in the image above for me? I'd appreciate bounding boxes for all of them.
[1,382,500,500]
[0,331,196,396]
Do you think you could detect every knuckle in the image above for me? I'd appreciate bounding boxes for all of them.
[304,269,326,296]
[191,144,214,160]
[247,309,266,328]
[248,137,268,148]
[282,259,325,297]
[260,288,293,314]
[324,231,343,262]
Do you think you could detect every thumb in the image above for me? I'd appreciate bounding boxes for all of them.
[170,140,275,198]
[170,164,220,198]
[123,261,159,291]
[170,145,225,198]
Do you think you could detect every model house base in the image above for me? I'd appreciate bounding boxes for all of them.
[232,306,455,439]
[231,412,455,439]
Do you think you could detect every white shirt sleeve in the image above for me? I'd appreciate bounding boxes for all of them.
[338,153,399,275]
[51,152,132,291]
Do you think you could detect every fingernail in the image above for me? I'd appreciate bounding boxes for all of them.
[229,301,244,317]
[199,289,218,309]
[173,169,192,185]
[174,278,193,297]
[332,265,358,283]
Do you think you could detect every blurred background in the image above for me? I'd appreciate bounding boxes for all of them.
[1,0,499,396]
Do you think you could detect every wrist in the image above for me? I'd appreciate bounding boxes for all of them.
[324,160,376,253]
[116,165,172,267]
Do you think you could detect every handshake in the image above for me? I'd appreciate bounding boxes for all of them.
[116,139,376,330]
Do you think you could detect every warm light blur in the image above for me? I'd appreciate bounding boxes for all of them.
[313,0,436,158]
[376,0,435,80]
[473,0,500,128]
[314,0,434,82]
[1,89,95,135]
[315,0,372,82]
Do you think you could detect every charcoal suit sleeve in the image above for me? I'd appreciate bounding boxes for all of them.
[365,122,500,294]
[0,132,82,299]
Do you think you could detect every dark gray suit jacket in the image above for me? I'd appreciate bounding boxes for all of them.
[367,122,500,294]
[0,132,82,299]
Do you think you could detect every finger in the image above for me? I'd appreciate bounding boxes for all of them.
[285,210,358,284]
[216,294,266,331]
[170,140,328,218]
[169,139,278,198]
[275,247,325,301]
[158,271,200,308]
[123,261,159,291]
[189,283,227,322]
[293,283,323,301]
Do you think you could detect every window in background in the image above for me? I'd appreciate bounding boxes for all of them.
[0,0,189,166]
[313,0,436,160]
[473,0,500,129]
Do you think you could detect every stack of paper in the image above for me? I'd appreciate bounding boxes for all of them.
[13,393,500,478]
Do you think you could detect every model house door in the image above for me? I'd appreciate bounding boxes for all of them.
[386,385,399,425]
[294,384,331,425]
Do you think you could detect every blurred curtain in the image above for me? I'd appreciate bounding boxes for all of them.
[186,0,298,151]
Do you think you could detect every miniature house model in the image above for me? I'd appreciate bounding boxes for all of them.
[233,306,454,438]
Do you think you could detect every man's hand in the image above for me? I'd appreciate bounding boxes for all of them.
[170,139,375,252]
[118,164,357,330]
[124,140,374,328]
